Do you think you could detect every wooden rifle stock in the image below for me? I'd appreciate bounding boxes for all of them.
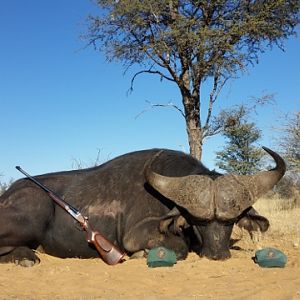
[16,166,125,265]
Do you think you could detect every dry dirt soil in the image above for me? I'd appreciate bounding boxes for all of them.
[1,235,299,300]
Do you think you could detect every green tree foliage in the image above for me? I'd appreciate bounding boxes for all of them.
[215,105,263,174]
[85,0,299,160]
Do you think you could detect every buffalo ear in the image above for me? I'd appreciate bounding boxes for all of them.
[236,207,270,234]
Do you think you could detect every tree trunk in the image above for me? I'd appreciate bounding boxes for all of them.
[179,68,203,160]
[182,94,203,161]
[186,117,203,160]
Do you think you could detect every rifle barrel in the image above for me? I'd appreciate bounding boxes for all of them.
[16,166,80,216]
[16,166,52,193]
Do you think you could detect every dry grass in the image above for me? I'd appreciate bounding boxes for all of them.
[231,195,300,252]
[253,196,300,247]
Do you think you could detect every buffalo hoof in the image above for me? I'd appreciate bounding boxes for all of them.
[130,250,149,259]
[15,257,40,267]
[0,246,40,267]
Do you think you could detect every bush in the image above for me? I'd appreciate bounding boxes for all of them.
[273,174,300,208]
[0,178,13,196]
[0,181,8,196]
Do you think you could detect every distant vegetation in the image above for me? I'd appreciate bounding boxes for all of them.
[0,180,10,196]
[280,110,300,171]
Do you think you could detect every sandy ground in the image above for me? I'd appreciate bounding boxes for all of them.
[1,235,300,300]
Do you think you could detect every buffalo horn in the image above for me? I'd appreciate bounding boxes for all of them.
[237,146,286,200]
[144,147,285,220]
[144,153,215,219]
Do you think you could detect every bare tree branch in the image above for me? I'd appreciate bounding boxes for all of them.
[203,73,230,137]
[129,29,180,83]
[135,100,185,120]
[129,68,175,94]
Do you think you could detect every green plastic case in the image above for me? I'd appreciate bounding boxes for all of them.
[147,247,177,268]
[254,247,287,268]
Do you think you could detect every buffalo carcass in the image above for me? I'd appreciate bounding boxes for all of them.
[0,147,285,266]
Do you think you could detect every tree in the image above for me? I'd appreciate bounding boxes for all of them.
[85,0,299,160]
[280,110,300,171]
[215,105,263,175]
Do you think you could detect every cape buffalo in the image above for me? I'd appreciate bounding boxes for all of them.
[0,147,285,266]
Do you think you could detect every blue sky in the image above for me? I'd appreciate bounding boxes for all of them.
[0,1,299,183]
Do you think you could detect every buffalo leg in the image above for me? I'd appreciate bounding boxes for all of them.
[0,187,54,266]
[123,218,189,260]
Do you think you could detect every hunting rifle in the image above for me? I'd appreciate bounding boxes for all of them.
[16,166,125,265]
